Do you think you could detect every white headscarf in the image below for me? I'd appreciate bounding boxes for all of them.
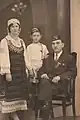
[7,18,20,26]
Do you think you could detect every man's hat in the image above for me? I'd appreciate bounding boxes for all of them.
[52,35,60,41]
[7,18,20,26]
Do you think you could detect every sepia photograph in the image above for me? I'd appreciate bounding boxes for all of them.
[0,0,79,120]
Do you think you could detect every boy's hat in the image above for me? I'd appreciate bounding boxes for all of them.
[31,27,41,35]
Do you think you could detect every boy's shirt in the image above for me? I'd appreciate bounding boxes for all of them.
[26,42,49,71]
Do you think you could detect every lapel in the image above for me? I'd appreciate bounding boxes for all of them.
[48,53,56,68]
[53,51,66,68]
[57,51,64,62]
[47,51,66,69]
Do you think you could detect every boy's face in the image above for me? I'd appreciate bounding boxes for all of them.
[52,39,64,53]
[31,32,42,43]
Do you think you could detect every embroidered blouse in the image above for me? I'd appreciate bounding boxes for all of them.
[0,34,32,74]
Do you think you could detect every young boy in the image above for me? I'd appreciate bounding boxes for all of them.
[26,27,49,78]
[26,28,49,115]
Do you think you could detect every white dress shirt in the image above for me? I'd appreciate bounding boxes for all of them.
[54,50,63,61]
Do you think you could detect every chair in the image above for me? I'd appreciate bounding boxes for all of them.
[51,52,77,118]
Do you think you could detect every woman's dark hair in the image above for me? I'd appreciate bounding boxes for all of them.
[8,23,20,33]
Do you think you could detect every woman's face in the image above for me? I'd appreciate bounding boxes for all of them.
[9,23,21,36]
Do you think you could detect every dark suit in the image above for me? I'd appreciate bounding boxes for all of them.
[38,51,77,100]
[37,51,77,120]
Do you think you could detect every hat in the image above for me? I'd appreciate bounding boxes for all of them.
[31,27,41,35]
[7,18,20,26]
[52,35,60,41]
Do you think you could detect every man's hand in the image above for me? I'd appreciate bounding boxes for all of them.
[52,76,60,83]
[41,74,49,79]
[6,73,12,82]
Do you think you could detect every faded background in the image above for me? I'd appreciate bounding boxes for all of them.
[0,0,80,117]
[0,0,70,53]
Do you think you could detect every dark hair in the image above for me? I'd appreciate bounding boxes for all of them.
[8,23,20,33]
[30,27,41,35]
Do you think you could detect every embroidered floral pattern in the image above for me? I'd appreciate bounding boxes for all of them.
[1,100,27,113]
[7,40,24,53]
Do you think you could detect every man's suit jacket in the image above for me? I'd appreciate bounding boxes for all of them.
[38,51,77,81]
[38,51,77,101]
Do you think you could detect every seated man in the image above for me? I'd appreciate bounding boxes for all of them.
[38,35,77,120]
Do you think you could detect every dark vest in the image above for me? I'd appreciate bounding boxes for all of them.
[4,40,28,101]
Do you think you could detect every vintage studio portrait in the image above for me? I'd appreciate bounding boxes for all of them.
[0,0,79,120]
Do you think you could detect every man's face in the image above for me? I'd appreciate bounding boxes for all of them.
[52,39,64,53]
[31,32,42,43]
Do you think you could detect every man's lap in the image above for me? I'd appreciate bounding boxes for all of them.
[39,78,69,98]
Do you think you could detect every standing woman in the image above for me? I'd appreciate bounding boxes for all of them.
[0,18,32,120]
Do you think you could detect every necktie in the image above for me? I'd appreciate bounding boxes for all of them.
[55,53,58,61]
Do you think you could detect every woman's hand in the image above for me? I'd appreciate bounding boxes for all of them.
[6,73,12,82]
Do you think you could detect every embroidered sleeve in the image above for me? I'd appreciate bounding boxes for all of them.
[0,38,10,74]
[43,45,49,59]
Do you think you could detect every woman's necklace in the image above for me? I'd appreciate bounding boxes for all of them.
[10,35,21,47]
[12,39,21,47]
[6,35,23,53]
